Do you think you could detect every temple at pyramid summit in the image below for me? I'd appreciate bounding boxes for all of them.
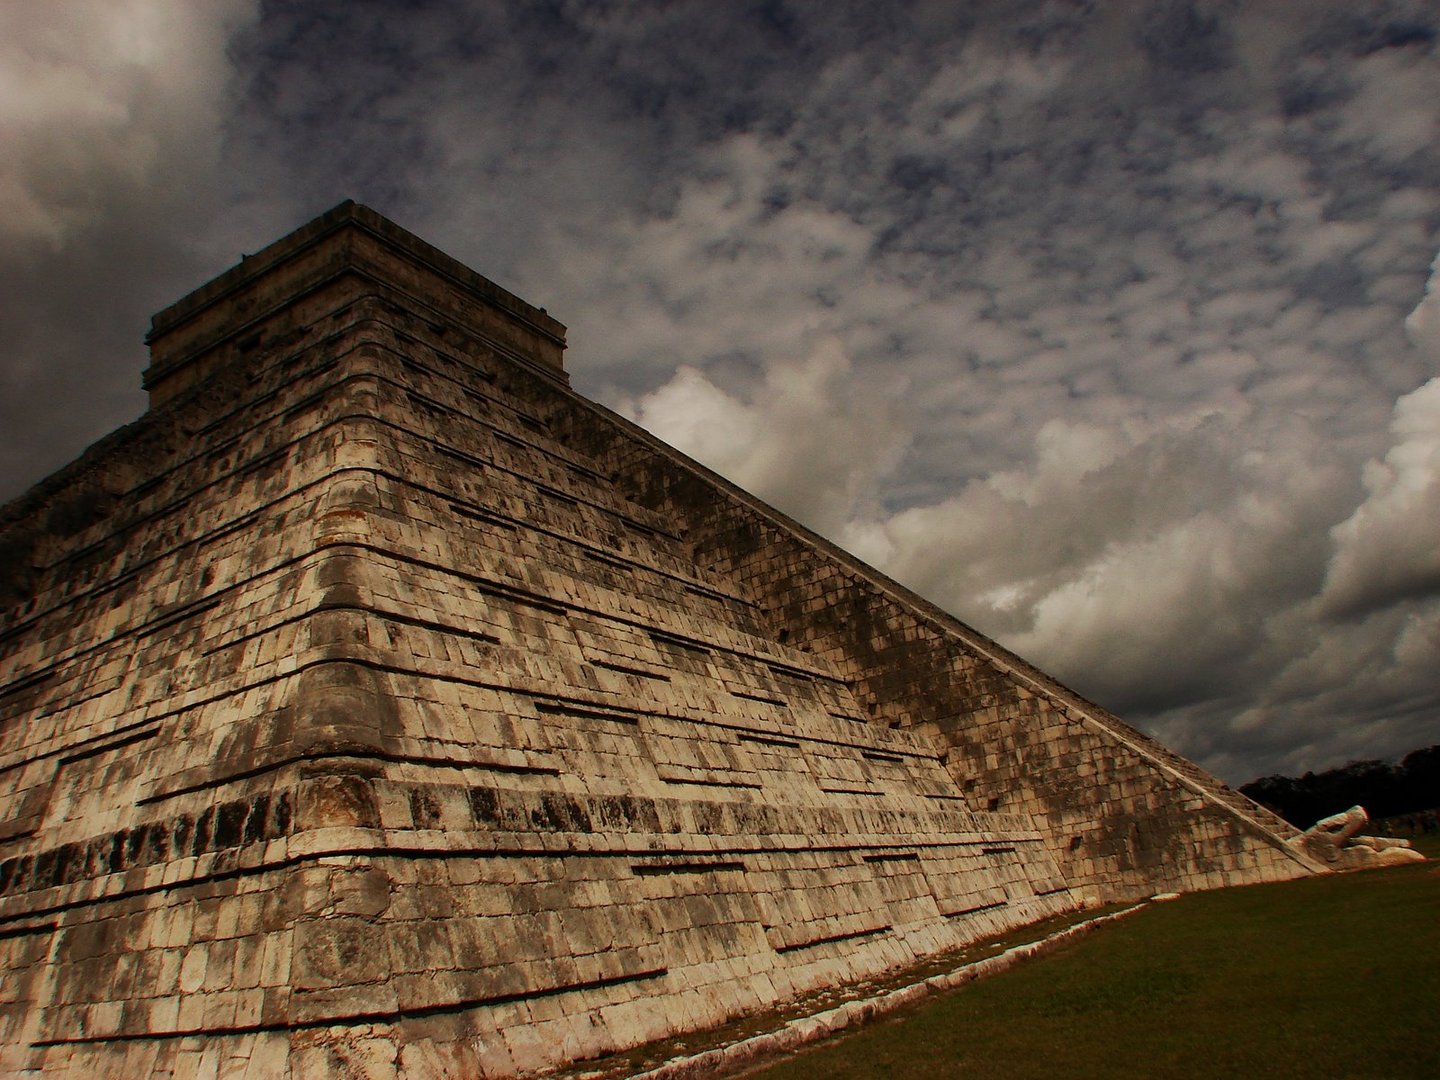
[0,202,1323,1077]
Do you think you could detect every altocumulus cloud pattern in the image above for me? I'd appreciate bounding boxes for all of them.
[1,0,1438,783]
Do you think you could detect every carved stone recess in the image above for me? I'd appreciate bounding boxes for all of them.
[0,202,1319,1078]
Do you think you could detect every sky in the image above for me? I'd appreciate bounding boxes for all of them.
[2,0,1438,785]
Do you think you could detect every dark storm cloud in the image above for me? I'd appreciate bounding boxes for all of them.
[0,0,259,496]
[2,0,1438,782]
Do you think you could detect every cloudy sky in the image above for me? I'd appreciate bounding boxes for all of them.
[3,0,1438,784]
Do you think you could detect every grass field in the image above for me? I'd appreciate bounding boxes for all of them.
[750,856,1440,1080]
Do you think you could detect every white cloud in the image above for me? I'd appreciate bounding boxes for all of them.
[0,0,256,251]
[843,404,1352,710]
[1321,376,1440,616]
[1334,46,1440,161]
[530,133,887,391]
[625,337,909,535]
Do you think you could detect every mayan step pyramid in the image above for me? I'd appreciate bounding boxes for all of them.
[0,202,1317,1077]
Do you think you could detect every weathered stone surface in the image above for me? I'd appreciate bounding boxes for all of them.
[0,202,1318,1076]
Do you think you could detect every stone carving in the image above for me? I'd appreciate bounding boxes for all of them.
[1290,806,1426,869]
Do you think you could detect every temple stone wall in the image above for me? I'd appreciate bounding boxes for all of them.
[547,346,1313,904]
[0,203,1315,1077]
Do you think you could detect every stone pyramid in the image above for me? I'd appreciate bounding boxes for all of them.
[0,202,1316,1077]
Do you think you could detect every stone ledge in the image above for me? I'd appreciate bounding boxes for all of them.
[622,902,1150,1080]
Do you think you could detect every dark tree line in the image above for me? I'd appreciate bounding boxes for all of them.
[1239,745,1440,829]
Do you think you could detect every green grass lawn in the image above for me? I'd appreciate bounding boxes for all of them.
[750,858,1440,1080]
